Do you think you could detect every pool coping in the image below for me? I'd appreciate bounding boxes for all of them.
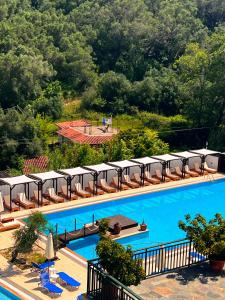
[0,278,36,300]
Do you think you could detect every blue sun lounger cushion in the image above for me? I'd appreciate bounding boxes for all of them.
[32,261,55,270]
[57,272,81,288]
[77,295,82,300]
[41,281,63,295]
[190,252,206,261]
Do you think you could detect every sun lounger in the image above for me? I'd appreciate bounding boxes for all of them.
[77,295,82,300]
[111,177,130,190]
[32,190,50,206]
[40,273,63,296]
[165,168,180,181]
[32,261,55,271]
[174,166,190,179]
[57,272,80,289]
[184,165,199,177]
[15,193,35,209]
[47,188,64,203]
[190,251,206,262]
[2,194,19,212]
[60,185,78,200]
[0,221,20,232]
[144,171,160,184]
[122,175,139,188]
[98,179,116,193]
[74,183,91,198]
[155,169,170,182]
[193,162,208,175]
[86,181,104,195]
[132,173,150,186]
[203,162,217,174]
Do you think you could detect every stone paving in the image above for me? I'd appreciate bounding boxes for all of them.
[132,263,225,300]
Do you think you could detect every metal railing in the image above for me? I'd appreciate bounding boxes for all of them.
[87,239,207,299]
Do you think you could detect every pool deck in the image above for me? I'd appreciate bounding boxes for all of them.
[131,262,225,300]
[0,173,224,299]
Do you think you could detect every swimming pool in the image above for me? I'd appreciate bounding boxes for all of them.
[45,179,225,260]
[0,285,21,300]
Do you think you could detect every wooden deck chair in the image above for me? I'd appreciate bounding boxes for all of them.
[47,188,64,203]
[86,181,104,195]
[155,169,170,182]
[99,179,116,193]
[132,173,150,186]
[193,162,208,175]
[174,166,190,179]
[165,168,180,181]
[0,221,20,232]
[144,171,160,184]
[185,165,199,177]
[111,177,130,190]
[15,193,35,209]
[122,175,139,188]
[2,194,19,212]
[203,162,217,174]
[60,185,78,200]
[33,190,50,206]
[74,183,91,198]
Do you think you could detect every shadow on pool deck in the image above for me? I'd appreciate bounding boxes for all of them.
[131,262,225,299]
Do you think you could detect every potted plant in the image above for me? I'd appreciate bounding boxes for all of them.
[98,218,109,237]
[179,213,225,272]
[140,220,147,231]
[113,222,121,235]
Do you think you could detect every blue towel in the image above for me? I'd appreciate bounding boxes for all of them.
[190,252,206,261]
[42,281,63,294]
[32,261,54,270]
[57,272,80,287]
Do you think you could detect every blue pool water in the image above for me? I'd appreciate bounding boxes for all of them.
[45,179,225,260]
[0,286,21,300]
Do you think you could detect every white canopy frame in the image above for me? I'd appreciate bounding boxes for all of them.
[0,175,38,211]
[130,157,161,185]
[172,151,201,177]
[84,163,117,195]
[188,149,220,174]
[151,154,183,181]
[29,171,67,205]
[107,160,142,190]
[59,167,93,198]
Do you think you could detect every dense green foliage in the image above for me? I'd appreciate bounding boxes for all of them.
[179,213,225,260]
[96,237,145,286]
[0,0,225,170]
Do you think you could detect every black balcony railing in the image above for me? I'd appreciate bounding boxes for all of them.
[87,238,207,299]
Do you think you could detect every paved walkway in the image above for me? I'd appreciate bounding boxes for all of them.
[132,263,225,300]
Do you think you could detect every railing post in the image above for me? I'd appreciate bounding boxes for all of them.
[188,239,192,267]
[144,248,148,275]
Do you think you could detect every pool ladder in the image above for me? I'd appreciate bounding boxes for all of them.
[205,173,214,182]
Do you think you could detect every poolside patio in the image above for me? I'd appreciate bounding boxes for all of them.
[131,262,225,300]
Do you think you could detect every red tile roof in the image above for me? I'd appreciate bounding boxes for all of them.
[58,128,113,145]
[23,156,49,174]
[56,119,90,129]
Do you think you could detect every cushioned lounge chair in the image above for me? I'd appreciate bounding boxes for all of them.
[132,173,150,186]
[47,188,64,203]
[2,194,19,212]
[98,179,116,193]
[184,165,199,177]
[86,181,104,195]
[203,162,217,174]
[111,177,129,190]
[39,272,63,296]
[60,185,78,200]
[74,183,91,198]
[32,190,50,206]
[144,171,160,184]
[57,272,80,289]
[0,221,20,232]
[165,168,180,181]
[155,169,170,182]
[174,166,190,179]
[32,261,55,272]
[193,162,208,175]
[15,193,35,209]
[122,175,139,188]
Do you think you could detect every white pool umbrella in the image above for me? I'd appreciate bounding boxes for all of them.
[45,233,54,271]
[0,192,4,222]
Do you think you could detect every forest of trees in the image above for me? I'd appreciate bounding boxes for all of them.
[0,0,224,172]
